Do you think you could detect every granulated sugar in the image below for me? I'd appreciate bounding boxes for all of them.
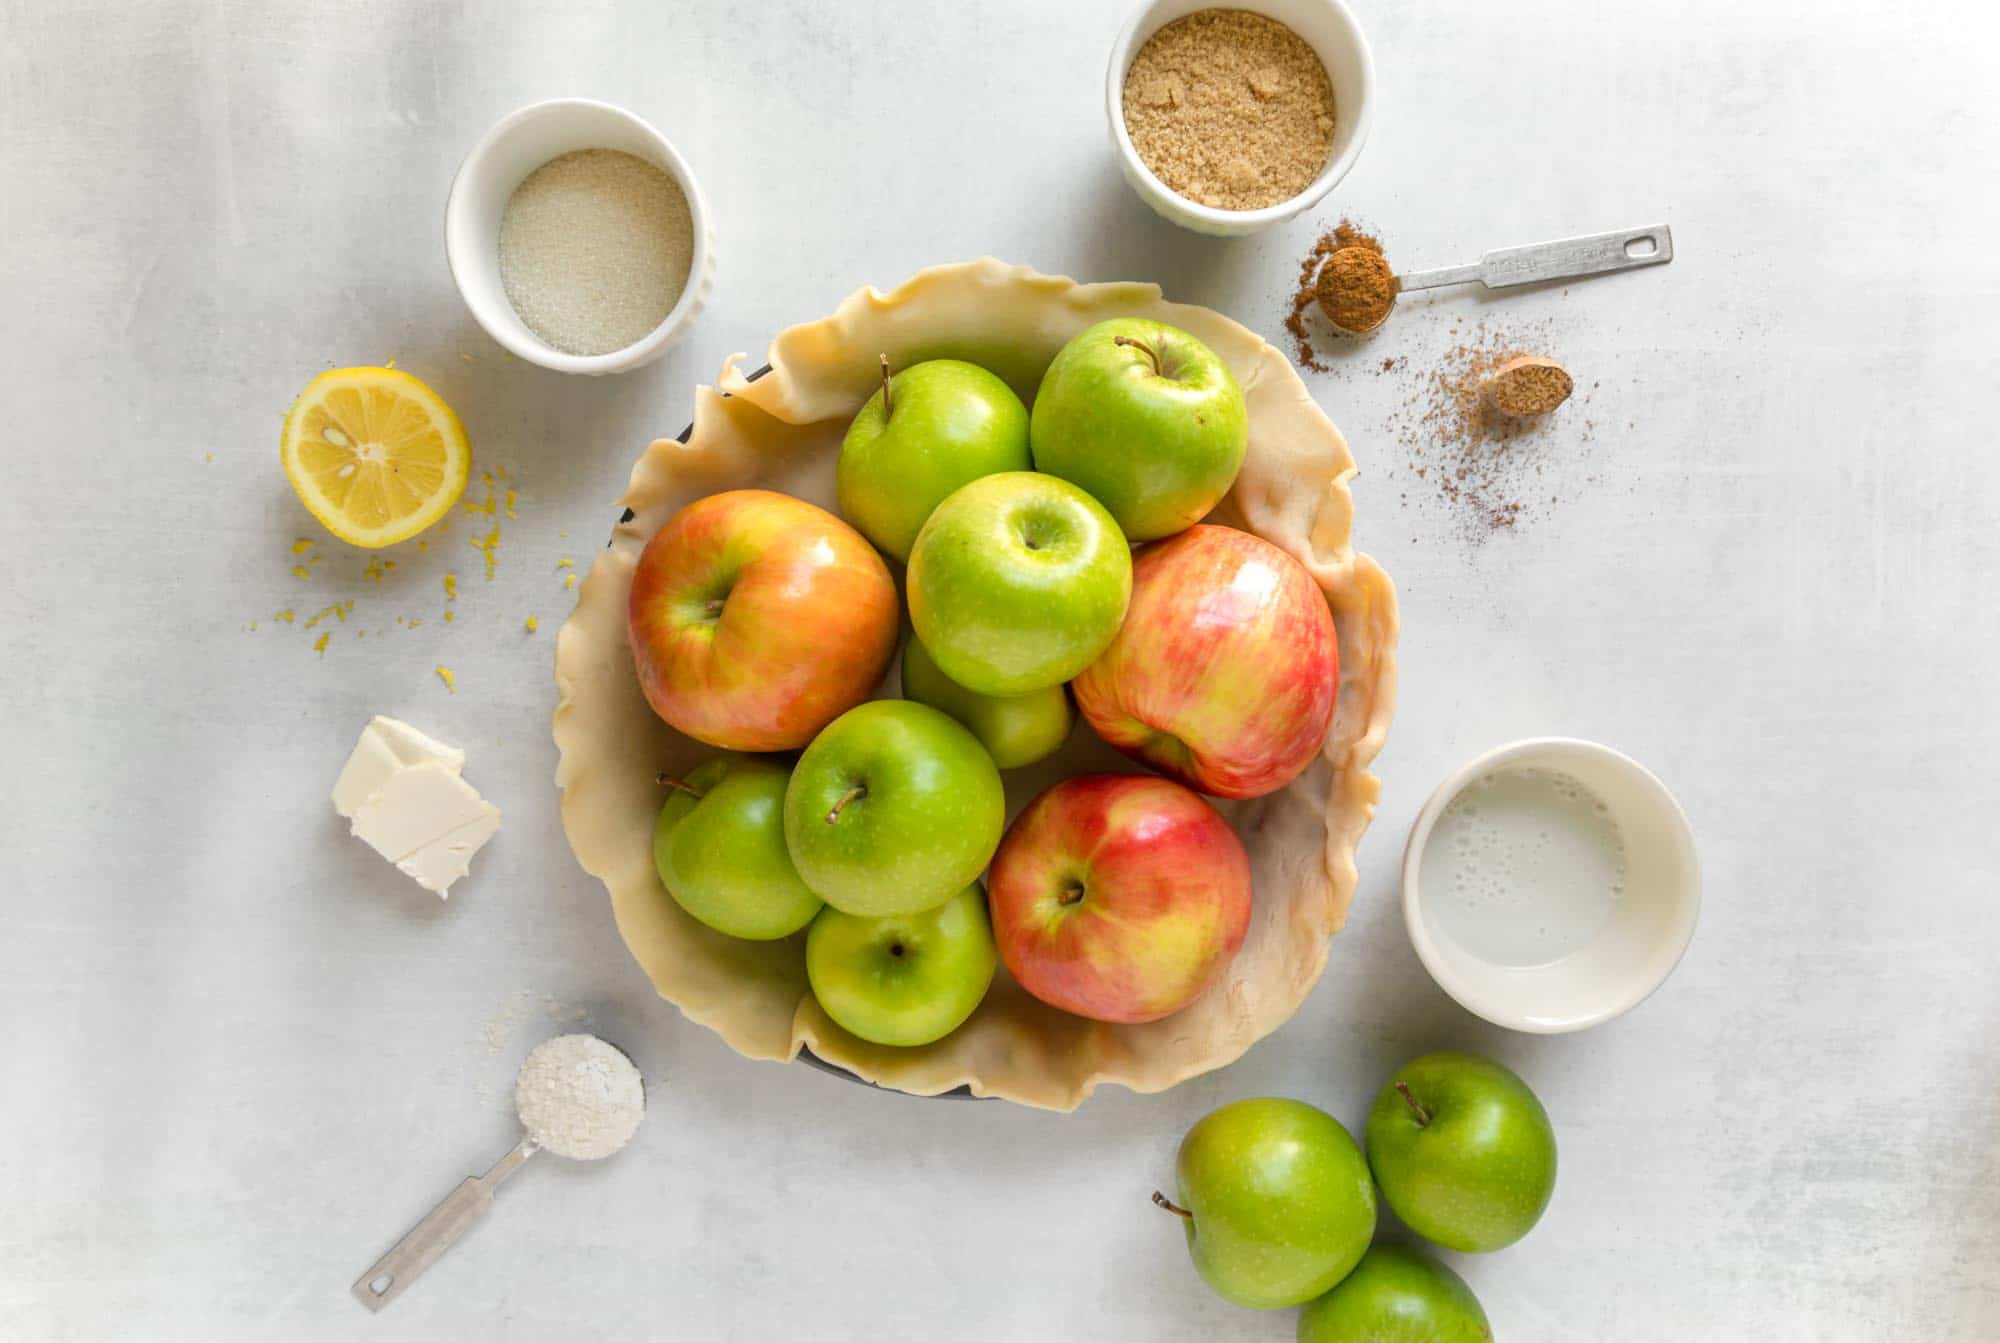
[498,149,693,356]
[514,1034,645,1161]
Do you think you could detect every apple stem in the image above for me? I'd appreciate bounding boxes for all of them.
[703,598,726,617]
[1114,335,1162,376]
[1395,1081,1432,1128]
[1151,1191,1193,1221]
[826,784,867,825]
[879,353,893,418]
[1057,879,1086,907]
[654,772,705,799]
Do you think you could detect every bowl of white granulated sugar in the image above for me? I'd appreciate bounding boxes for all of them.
[446,98,714,375]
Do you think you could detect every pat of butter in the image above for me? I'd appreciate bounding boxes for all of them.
[332,716,466,817]
[333,717,497,898]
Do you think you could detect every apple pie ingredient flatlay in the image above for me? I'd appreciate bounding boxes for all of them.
[1121,9,1336,211]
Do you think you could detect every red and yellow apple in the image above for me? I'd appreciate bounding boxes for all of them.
[628,489,897,751]
[986,773,1251,1024]
[1072,524,1337,800]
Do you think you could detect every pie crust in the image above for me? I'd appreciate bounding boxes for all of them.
[553,259,1398,1110]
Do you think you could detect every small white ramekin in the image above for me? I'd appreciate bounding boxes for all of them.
[444,98,714,376]
[1402,738,1701,1035]
[1106,0,1375,237]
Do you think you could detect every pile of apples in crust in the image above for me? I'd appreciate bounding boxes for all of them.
[629,318,1339,1049]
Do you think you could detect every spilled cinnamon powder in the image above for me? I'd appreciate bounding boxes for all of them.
[1285,219,1386,371]
[1385,321,1600,538]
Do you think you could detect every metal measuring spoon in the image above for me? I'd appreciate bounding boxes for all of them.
[351,1034,645,1312]
[1321,224,1675,336]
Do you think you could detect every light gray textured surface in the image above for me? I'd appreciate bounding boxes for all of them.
[3,1,1996,1338]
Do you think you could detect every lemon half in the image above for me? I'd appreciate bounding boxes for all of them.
[282,367,470,548]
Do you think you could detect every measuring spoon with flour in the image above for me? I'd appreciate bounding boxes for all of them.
[1322,224,1675,335]
[352,1033,646,1312]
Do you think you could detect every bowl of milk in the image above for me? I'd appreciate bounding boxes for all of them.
[1402,738,1700,1033]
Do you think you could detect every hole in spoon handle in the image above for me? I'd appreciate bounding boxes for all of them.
[350,1140,534,1312]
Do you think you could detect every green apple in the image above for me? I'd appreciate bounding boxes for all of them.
[1297,1244,1492,1343]
[1029,317,1247,541]
[906,471,1131,696]
[837,358,1032,563]
[900,634,1073,769]
[1161,1097,1377,1310]
[1366,1051,1558,1253]
[783,699,1005,917]
[805,881,997,1047]
[651,754,823,940]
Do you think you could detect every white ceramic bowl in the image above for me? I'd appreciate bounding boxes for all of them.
[1402,738,1700,1034]
[1106,0,1375,237]
[444,98,714,376]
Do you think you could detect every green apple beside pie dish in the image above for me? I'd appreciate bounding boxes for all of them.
[553,259,1399,1110]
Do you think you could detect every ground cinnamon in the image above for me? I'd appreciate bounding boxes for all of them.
[1284,219,1385,370]
[1315,246,1396,333]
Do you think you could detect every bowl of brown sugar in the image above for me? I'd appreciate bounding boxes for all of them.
[1108,1,1374,236]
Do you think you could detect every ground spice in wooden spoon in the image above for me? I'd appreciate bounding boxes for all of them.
[1482,354,1574,416]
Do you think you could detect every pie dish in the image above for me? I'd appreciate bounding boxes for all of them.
[553,259,1398,1110]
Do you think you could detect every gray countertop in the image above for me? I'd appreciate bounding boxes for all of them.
[4,1,1996,1339]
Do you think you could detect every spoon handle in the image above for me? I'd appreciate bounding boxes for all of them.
[1398,225,1673,292]
[351,1138,536,1312]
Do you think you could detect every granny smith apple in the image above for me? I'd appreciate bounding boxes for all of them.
[805,881,997,1047]
[1161,1097,1377,1310]
[652,754,822,940]
[1297,1244,1492,1343]
[837,357,1032,563]
[906,471,1131,696]
[1030,317,1247,541]
[1366,1051,1558,1253]
[783,699,1005,917]
[900,634,1073,769]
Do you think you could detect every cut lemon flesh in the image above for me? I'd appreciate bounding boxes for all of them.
[282,368,470,548]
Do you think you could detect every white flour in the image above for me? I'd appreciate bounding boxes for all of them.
[514,1034,645,1161]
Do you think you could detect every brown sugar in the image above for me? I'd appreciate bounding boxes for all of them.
[1315,246,1396,333]
[1483,355,1574,416]
[1122,10,1337,211]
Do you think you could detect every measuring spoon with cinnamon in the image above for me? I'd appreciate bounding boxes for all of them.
[1317,224,1675,336]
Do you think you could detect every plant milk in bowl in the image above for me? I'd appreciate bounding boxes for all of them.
[1402,738,1700,1034]
[1420,765,1627,968]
